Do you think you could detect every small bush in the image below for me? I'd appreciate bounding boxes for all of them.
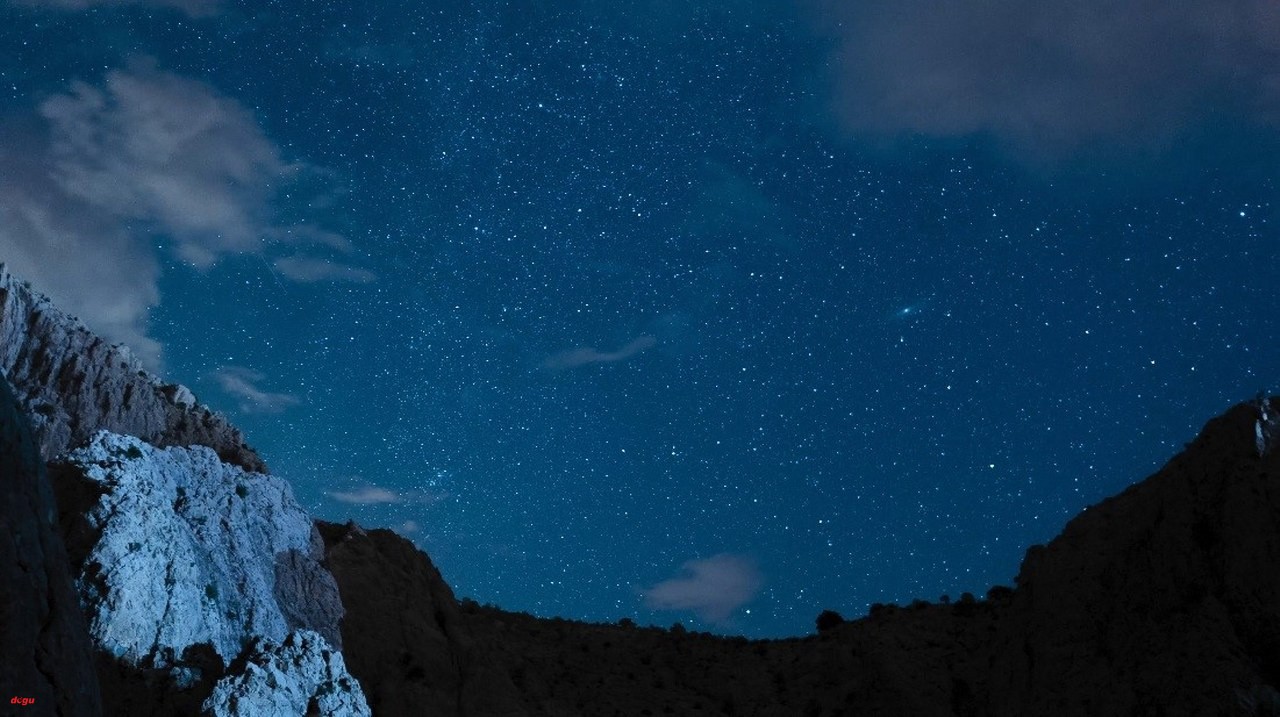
[815,609,845,633]
[986,585,1015,603]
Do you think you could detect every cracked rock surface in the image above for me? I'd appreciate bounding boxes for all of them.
[52,432,342,668]
[202,630,371,717]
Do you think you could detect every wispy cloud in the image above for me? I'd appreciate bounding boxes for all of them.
[274,255,377,284]
[326,482,446,506]
[543,335,657,371]
[328,486,402,505]
[213,366,301,414]
[812,0,1280,158]
[10,0,221,16]
[641,553,763,624]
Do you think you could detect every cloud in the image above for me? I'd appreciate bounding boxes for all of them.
[274,255,377,284]
[0,66,370,368]
[0,146,164,365]
[397,520,420,534]
[326,484,445,507]
[543,335,657,371]
[813,0,1280,156]
[10,0,221,17]
[213,366,301,414]
[40,66,292,267]
[328,486,402,505]
[640,553,763,624]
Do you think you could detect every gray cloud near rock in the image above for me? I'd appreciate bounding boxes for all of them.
[0,66,371,368]
[641,553,763,624]
[813,0,1280,156]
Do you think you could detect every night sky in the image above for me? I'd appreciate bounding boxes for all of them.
[1,0,1277,638]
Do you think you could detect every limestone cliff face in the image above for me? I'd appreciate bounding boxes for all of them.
[53,433,342,666]
[0,376,101,716]
[0,266,264,472]
[49,432,359,716]
[203,630,371,717]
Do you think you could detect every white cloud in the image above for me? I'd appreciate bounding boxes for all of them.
[640,553,763,624]
[0,66,372,369]
[543,335,657,371]
[213,366,301,414]
[40,66,291,267]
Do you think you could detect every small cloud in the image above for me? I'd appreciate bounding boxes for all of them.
[213,366,301,414]
[641,553,763,624]
[10,0,221,16]
[397,520,420,534]
[274,255,376,284]
[328,486,402,505]
[543,335,657,371]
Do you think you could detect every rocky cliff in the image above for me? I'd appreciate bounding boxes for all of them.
[0,265,264,472]
[48,432,361,716]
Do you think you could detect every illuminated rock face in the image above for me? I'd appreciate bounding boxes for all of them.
[0,265,264,472]
[203,630,371,717]
[55,432,343,667]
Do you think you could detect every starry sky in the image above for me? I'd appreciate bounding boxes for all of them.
[1,0,1277,638]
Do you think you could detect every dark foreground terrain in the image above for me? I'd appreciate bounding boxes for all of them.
[323,398,1280,716]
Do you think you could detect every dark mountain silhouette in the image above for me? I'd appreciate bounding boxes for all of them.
[324,398,1280,716]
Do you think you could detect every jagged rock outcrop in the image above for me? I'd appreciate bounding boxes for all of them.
[0,375,101,716]
[52,432,342,670]
[317,521,527,717]
[0,266,264,471]
[203,630,371,717]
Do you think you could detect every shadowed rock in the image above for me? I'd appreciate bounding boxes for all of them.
[317,521,527,717]
[0,375,101,715]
